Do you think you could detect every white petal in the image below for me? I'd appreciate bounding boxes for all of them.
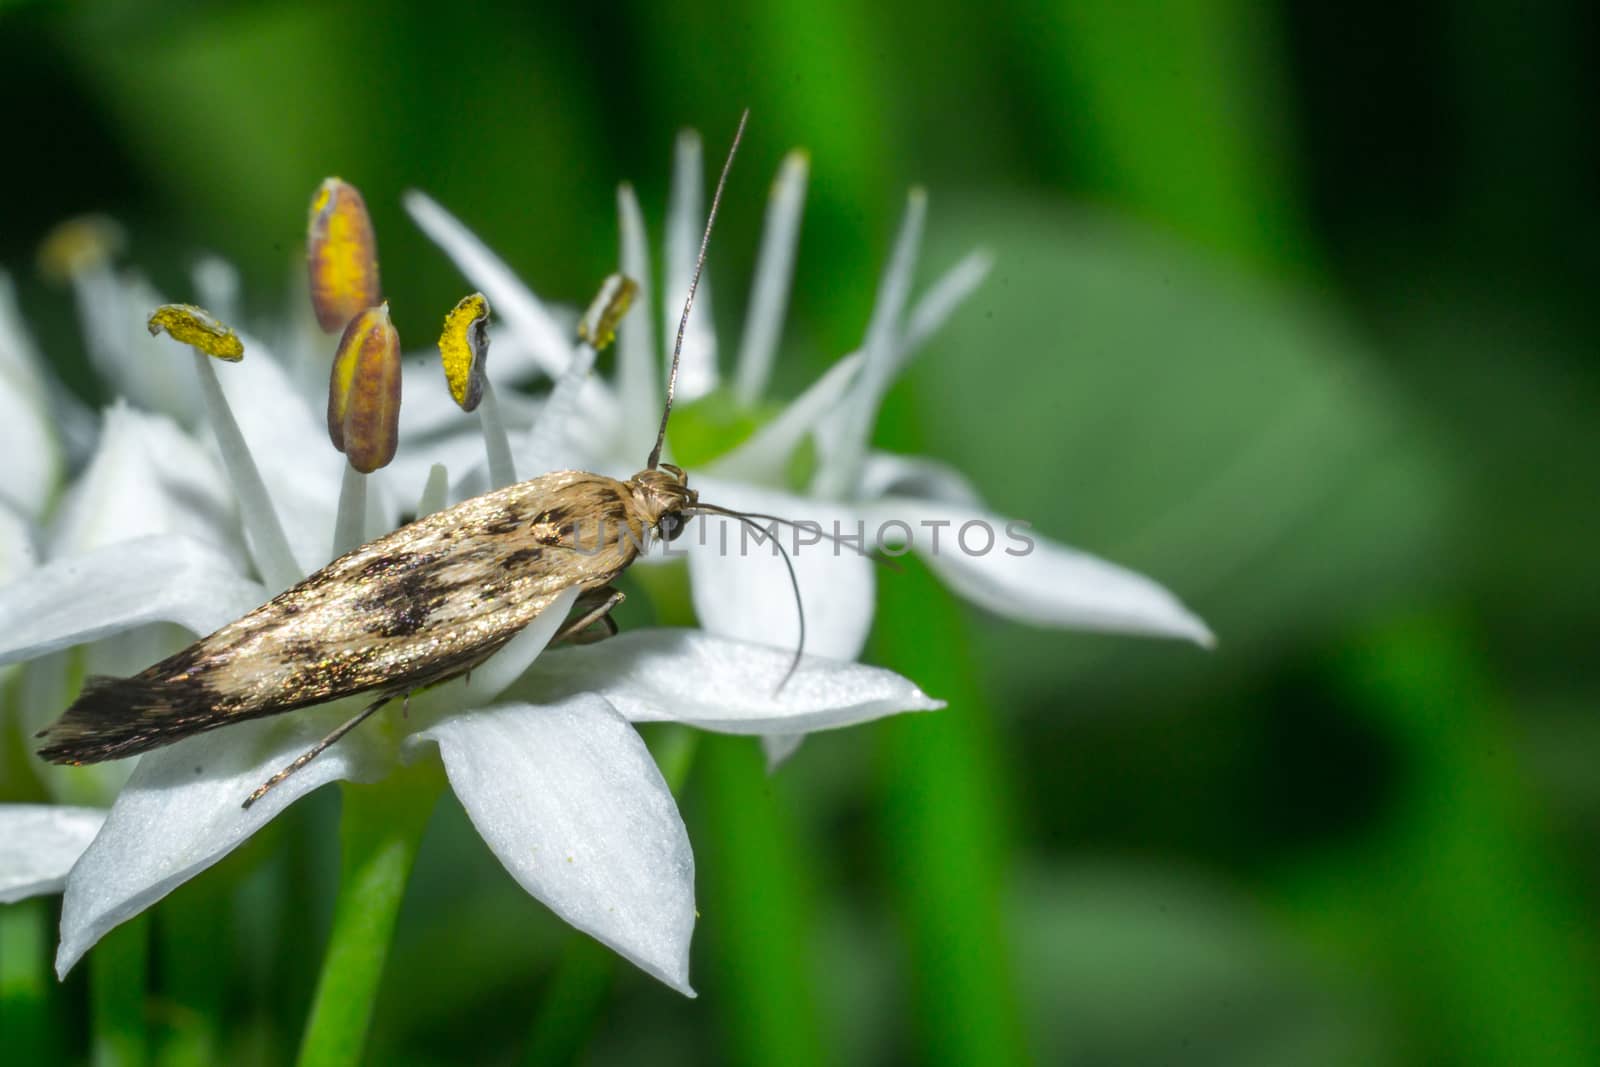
[899,249,993,366]
[56,702,393,975]
[526,629,943,735]
[0,535,265,668]
[663,130,718,402]
[449,585,578,705]
[0,274,62,518]
[404,190,574,381]
[685,477,874,661]
[760,733,805,770]
[858,452,983,508]
[50,401,241,565]
[709,353,862,486]
[0,499,37,586]
[867,497,1214,646]
[814,190,926,499]
[0,805,106,903]
[733,150,809,406]
[411,695,696,994]
[615,184,659,457]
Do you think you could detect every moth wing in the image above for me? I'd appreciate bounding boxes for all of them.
[37,471,636,764]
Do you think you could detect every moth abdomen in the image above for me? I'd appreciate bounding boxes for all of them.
[35,674,224,765]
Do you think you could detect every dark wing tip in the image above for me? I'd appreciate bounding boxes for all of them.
[35,675,209,765]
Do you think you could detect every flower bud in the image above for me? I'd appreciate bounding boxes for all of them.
[327,303,401,473]
[576,274,638,352]
[437,292,491,412]
[146,303,245,361]
[307,178,381,333]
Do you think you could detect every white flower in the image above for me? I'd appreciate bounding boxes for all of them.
[0,272,65,520]
[408,132,1213,765]
[0,218,941,995]
[0,805,106,903]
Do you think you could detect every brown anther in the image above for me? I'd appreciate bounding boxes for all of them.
[327,303,402,473]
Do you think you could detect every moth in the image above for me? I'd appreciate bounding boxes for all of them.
[36,109,813,807]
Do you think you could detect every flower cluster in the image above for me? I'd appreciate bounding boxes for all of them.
[0,130,1207,993]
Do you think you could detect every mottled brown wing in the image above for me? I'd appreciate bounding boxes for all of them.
[37,471,647,763]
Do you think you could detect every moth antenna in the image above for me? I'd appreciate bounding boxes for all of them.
[648,107,750,471]
[690,504,805,691]
[692,504,903,573]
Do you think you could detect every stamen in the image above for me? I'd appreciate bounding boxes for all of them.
[900,249,993,366]
[615,184,657,451]
[438,293,491,411]
[814,188,926,499]
[307,178,381,333]
[437,292,516,489]
[477,380,517,489]
[521,275,635,476]
[147,303,244,361]
[37,216,124,284]
[576,273,638,352]
[39,217,131,391]
[327,303,402,474]
[331,462,368,557]
[734,150,809,406]
[143,302,302,589]
[664,130,718,401]
[192,256,242,328]
[417,462,450,517]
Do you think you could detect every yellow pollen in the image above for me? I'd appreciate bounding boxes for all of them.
[576,274,638,352]
[307,177,381,333]
[147,303,245,361]
[438,292,491,411]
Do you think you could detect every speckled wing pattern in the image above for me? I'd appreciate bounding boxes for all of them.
[37,471,648,763]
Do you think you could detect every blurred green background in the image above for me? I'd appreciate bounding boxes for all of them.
[3,1,1598,1064]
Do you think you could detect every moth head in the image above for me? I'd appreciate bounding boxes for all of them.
[629,464,698,542]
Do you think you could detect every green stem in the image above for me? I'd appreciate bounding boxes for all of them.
[91,912,150,1067]
[871,559,1027,1067]
[0,900,59,1065]
[519,939,615,1067]
[650,724,701,794]
[154,870,231,1067]
[296,767,441,1067]
[698,735,828,1067]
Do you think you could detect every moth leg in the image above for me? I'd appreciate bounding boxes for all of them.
[553,586,624,646]
[242,692,396,810]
